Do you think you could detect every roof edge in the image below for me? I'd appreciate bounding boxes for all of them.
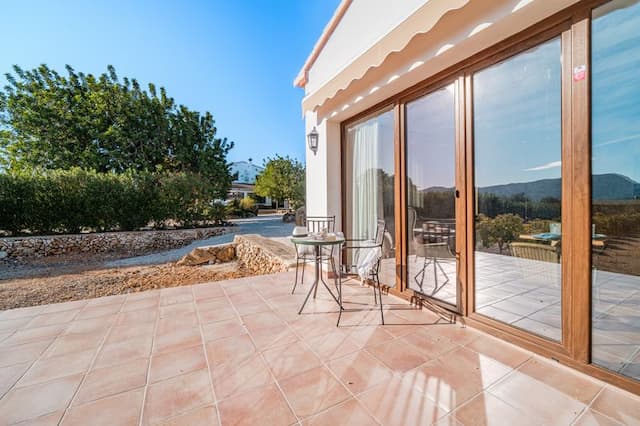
[294,0,353,88]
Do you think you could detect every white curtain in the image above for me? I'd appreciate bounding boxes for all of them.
[349,119,383,239]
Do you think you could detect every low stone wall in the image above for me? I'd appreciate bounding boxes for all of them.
[233,234,296,274]
[0,227,229,262]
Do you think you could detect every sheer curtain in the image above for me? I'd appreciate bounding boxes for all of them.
[349,119,382,239]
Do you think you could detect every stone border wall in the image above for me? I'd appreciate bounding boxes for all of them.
[233,234,296,274]
[0,227,229,262]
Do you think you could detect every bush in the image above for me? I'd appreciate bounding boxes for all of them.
[0,169,226,235]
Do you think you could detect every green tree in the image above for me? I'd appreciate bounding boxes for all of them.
[255,155,305,209]
[0,64,233,198]
[491,213,524,254]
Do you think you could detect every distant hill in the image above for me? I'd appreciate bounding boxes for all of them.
[420,173,639,201]
[230,161,263,184]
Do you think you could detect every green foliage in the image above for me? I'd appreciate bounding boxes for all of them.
[254,155,305,209]
[239,196,256,211]
[593,212,640,236]
[478,192,560,220]
[475,213,524,253]
[0,169,227,235]
[0,64,233,199]
[225,197,257,218]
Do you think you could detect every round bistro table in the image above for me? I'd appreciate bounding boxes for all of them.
[290,236,344,315]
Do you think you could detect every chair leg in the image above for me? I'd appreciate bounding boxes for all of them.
[376,274,384,325]
[292,258,300,294]
[301,259,305,284]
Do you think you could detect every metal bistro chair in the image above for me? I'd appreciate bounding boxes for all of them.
[414,220,456,296]
[339,219,387,326]
[291,216,337,295]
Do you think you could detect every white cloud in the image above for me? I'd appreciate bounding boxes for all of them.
[524,160,561,171]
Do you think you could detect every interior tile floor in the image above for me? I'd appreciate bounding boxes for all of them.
[0,270,639,425]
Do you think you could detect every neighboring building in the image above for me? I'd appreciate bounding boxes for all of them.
[297,0,640,393]
[228,161,272,206]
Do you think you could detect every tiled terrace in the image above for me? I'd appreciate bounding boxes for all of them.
[0,270,639,425]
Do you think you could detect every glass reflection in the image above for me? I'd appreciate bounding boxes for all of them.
[591,0,640,381]
[473,38,563,341]
[406,84,457,305]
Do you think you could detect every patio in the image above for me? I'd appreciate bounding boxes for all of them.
[0,270,639,425]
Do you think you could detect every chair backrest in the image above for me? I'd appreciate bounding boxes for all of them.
[510,242,560,263]
[374,219,387,246]
[305,216,335,233]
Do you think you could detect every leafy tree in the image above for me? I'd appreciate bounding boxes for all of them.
[491,214,524,253]
[255,155,305,209]
[0,64,233,198]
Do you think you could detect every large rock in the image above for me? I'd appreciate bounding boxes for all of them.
[176,243,236,266]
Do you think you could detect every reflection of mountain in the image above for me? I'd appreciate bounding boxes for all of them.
[420,174,639,200]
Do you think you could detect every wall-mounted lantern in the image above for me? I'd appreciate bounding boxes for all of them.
[307,126,319,155]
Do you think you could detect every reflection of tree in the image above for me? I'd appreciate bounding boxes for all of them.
[478,192,560,221]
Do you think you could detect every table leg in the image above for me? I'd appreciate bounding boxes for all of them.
[299,247,321,314]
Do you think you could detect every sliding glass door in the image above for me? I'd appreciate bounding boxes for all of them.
[472,37,563,341]
[406,83,458,307]
[591,0,640,381]
[344,109,396,287]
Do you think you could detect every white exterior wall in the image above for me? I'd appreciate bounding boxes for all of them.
[306,0,427,95]
[305,111,342,233]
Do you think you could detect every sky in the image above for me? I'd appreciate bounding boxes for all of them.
[0,0,341,165]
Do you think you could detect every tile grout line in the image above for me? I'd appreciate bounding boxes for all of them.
[257,276,384,425]
[192,284,224,426]
[136,293,161,426]
[223,277,303,426]
[57,298,127,425]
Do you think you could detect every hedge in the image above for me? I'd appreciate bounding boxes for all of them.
[0,168,226,235]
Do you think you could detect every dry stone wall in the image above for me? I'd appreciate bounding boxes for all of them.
[233,234,296,274]
[0,227,229,263]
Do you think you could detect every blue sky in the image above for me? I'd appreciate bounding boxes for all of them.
[0,0,340,165]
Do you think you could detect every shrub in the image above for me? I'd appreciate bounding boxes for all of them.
[0,169,226,235]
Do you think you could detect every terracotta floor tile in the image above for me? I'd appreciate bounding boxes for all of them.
[403,346,513,412]
[427,323,484,346]
[211,353,273,400]
[193,283,226,301]
[25,309,81,328]
[488,363,588,424]
[304,398,377,426]
[159,302,195,318]
[452,392,541,426]
[201,318,246,342]
[16,410,65,425]
[0,305,45,320]
[590,386,640,425]
[86,294,126,307]
[289,316,340,339]
[105,321,155,344]
[206,334,256,366]
[304,329,361,361]
[0,339,52,367]
[233,299,272,316]
[0,361,31,397]
[75,303,122,320]
[142,369,214,425]
[242,311,285,332]
[94,335,153,369]
[65,315,116,336]
[357,377,448,426]
[464,335,531,368]
[196,296,233,311]
[365,338,429,373]
[121,297,159,312]
[149,345,207,384]
[198,306,238,324]
[573,408,623,426]
[218,383,296,426]
[157,404,218,426]
[74,357,148,405]
[262,341,321,379]
[156,312,199,335]
[43,332,105,358]
[0,373,83,424]
[279,366,350,418]
[0,317,32,332]
[153,327,201,354]
[17,349,94,387]
[63,388,144,426]
[400,328,460,361]
[116,308,157,325]
[3,324,66,347]
[159,293,194,308]
[328,350,393,395]
[250,325,299,351]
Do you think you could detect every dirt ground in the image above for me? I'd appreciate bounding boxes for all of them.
[0,261,254,311]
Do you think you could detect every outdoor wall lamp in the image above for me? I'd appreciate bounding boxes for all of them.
[307,126,319,155]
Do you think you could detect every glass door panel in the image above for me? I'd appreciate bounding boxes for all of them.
[406,84,458,306]
[472,38,563,341]
[344,110,397,287]
[591,0,640,380]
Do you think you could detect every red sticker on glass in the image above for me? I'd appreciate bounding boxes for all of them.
[573,65,586,81]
